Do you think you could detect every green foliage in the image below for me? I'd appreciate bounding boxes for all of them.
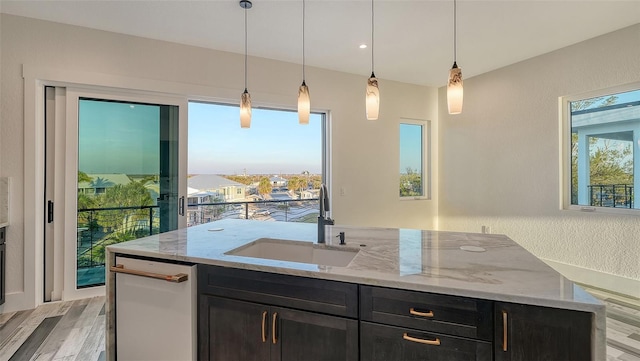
[78,171,93,183]
[258,177,273,195]
[400,167,422,197]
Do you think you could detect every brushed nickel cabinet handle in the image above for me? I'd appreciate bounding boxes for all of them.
[409,307,434,318]
[502,310,508,351]
[110,264,188,283]
[261,311,268,343]
[272,312,278,344]
[403,333,441,346]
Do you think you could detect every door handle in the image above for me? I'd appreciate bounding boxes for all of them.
[47,200,54,223]
[272,312,278,344]
[502,310,508,351]
[261,311,268,343]
[178,196,185,216]
[109,264,188,283]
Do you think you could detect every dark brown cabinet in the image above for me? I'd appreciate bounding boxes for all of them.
[361,321,492,361]
[198,265,596,361]
[198,265,358,361]
[494,302,592,361]
[361,286,493,361]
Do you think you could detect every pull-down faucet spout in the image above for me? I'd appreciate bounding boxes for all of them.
[318,184,334,244]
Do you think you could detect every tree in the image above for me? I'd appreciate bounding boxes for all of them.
[78,171,92,183]
[95,182,154,232]
[258,177,272,196]
[287,176,304,193]
[400,167,422,197]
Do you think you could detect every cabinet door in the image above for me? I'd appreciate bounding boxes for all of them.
[361,321,492,361]
[272,307,359,361]
[495,302,592,361]
[199,295,270,361]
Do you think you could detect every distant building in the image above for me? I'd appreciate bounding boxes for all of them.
[188,174,246,201]
[270,175,288,189]
[78,173,132,195]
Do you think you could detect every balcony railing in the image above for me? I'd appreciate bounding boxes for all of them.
[187,198,320,226]
[588,184,634,208]
[76,198,320,288]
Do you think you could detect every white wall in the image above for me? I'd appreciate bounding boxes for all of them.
[438,24,640,296]
[0,14,438,311]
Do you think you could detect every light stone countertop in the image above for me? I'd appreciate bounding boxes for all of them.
[106,218,603,313]
[105,218,606,361]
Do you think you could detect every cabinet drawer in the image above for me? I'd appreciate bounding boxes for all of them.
[198,265,358,318]
[361,321,492,361]
[361,286,493,340]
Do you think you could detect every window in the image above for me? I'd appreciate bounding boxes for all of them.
[399,121,429,199]
[187,102,326,225]
[565,87,640,212]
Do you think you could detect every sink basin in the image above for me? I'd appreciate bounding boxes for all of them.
[225,238,359,267]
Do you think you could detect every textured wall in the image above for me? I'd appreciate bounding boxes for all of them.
[438,24,640,282]
[0,14,438,310]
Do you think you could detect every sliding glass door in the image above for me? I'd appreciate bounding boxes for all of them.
[45,87,186,301]
[76,99,179,287]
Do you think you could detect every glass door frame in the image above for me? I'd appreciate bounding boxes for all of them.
[60,87,187,301]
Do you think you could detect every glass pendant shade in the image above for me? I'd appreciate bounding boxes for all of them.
[366,73,380,120]
[298,81,310,125]
[447,63,463,115]
[240,89,252,128]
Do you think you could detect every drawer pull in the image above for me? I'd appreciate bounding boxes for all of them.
[403,333,441,346]
[409,308,434,318]
[261,311,268,343]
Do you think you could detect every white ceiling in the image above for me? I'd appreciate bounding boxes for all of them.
[1,0,639,86]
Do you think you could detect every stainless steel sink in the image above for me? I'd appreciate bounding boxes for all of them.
[225,238,359,267]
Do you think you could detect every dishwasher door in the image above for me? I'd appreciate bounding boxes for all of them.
[114,256,196,361]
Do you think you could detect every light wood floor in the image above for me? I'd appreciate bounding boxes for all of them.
[0,287,638,361]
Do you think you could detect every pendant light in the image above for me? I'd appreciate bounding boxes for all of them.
[365,0,379,120]
[240,0,252,128]
[447,0,463,115]
[298,0,310,125]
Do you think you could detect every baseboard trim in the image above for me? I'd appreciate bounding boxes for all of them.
[0,291,36,314]
[541,258,640,299]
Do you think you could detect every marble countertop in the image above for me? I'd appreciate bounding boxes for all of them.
[106,219,603,313]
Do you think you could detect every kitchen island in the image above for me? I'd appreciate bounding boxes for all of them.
[106,219,605,360]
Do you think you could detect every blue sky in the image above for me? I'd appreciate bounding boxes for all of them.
[188,102,322,175]
[399,123,423,174]
[78,100,160,175]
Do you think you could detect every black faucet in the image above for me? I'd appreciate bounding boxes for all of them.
[317,184,334,244]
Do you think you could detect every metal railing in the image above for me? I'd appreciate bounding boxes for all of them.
[76,198,320,287]
[588,184,634,208]
[187,198,320,226]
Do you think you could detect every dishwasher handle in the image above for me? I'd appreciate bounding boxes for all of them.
[110,264,189,283]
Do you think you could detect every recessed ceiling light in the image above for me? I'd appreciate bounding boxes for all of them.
[359,44,367,49]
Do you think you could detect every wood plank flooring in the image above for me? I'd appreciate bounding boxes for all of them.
[0,297,105,361]
[0,286,638,360]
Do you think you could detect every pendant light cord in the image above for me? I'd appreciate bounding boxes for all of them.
[371,0,375,74]
[453,0,457,63]
[302,0,306,81]
[244,7,248,91]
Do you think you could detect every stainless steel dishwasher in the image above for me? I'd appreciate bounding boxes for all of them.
[112,256,196,360]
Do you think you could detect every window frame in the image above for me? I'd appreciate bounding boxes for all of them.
[399,118,431,201]
[560,82,640,215]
